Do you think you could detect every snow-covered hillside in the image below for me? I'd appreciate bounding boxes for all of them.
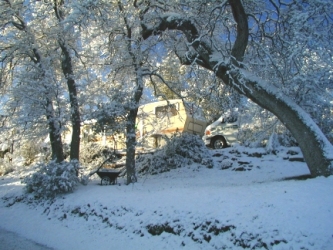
[1,146,333,249]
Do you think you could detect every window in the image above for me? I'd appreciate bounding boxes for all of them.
[155,104,178,118]
[225,116,237,123]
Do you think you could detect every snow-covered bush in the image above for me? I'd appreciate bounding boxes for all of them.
[137,151,183,175]
[277,131,297,147]
[266,132,279,154]
[23,161,79,199]
[220,159,233,170]
[20,141,40,166]
[0,159,14,176]
[137,133,213,175]
[164,133,204,163]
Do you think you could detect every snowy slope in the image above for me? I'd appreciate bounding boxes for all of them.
[1,146,333,249]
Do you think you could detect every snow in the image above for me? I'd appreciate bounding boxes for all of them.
[163,13,182,23]
[1,146,333,249]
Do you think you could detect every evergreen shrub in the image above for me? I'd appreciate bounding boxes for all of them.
[137,133,214,175]
[23,161,79,198]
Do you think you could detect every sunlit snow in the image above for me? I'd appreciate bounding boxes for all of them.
[1,146,333,249]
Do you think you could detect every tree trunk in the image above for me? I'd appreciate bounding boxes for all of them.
[218,0,333,177]
[141,0,333,177]
[46,100,64,163]
[125,70,143,184]
[54,1,81,162]
[48,125,64,163]
[217,67,333,177]
[59,42,81,162]
[120,1,144,184]
[125,108,139,184]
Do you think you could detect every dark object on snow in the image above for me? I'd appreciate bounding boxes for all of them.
[89,153,123,185]
[288,157,304,162]
[96,170,121,185]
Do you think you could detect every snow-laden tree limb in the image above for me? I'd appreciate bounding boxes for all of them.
[141,0,333,177]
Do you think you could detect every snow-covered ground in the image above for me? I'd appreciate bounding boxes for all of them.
[1,146,333,249]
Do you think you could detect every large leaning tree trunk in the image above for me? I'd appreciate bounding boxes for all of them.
[141,0,333,177]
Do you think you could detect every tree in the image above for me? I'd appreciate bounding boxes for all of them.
[2,0,332,179]
[140,0,333,176]
[53,0,81,162]
[75,0,153,183]
[0,0,65,162]
[0,0,89,164]
[112,1,148,184]
[244,0,333,143]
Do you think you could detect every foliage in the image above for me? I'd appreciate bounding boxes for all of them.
[243,0,333,142]
[182,68,243,123]
[236,103,297,147]
[23,161,79,199]
[80,142,115,170]
[137,133,213,175]
[0,159,14,176]
[20,141,41,166]
[89,102,127,134]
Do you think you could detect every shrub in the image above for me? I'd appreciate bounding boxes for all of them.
[166,133,211,164]
[137,133,213,175]
[0,159,14,176]
[136,151,185,175]
[23,161,79,199]
[20,141,40,166]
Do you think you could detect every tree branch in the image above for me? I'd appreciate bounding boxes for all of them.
[228,0,249,64]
